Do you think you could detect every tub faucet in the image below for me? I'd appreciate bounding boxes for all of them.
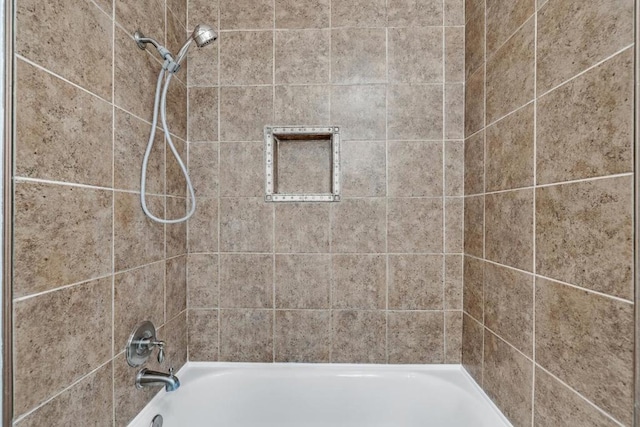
[136,367,180,392]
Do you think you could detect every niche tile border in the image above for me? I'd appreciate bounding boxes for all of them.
[264,126,341,202]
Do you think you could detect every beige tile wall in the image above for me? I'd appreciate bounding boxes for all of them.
[186,0,466,365]
[12,0,189,425]
[462,0,635,425]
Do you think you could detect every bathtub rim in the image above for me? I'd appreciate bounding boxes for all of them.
[128,361,513,427]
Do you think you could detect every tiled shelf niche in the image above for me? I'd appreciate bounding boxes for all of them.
[264,126,341,202]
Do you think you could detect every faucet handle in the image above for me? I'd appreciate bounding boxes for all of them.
[154,340,165,363]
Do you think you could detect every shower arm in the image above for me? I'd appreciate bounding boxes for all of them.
[134,31,181,73]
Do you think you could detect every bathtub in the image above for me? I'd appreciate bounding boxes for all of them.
[129,363,512,427]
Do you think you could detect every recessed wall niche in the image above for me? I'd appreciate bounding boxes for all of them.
[264,126,341,202]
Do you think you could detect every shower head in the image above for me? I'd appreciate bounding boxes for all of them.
[191,24,218,48]
[174,24,218,65]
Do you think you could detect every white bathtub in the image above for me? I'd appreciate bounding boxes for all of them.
[129,363,512,427]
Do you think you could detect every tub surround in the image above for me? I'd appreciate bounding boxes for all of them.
[186,0,466,367]
[12,0,188,425]
[462,0,635,425]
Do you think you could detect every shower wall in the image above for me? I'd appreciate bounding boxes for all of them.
[12,0,188,425]
[462,0,634,426]
[185,0,466,364]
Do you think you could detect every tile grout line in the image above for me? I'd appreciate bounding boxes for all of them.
[531,5,538,426]
[481,0,487,388]
[110,0,117,424]
[465,253,634,304]
[441,5,447,363]
[216,0,222,363]
[384,7,390,364]
[328,0,334,364]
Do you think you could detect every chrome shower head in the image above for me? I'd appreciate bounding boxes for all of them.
[191,24,217,48]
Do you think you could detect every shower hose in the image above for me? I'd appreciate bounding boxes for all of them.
[140,67,196,224]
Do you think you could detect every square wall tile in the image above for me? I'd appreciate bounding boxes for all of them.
[274,85,331,125]
[484,262,534,356]
[114,263,165,352]
[332,255,386,310]
[275,0,330,28]
[387,0,443,26]
[14,278,112,416]
[462,313,483,384]
[14,182,112,297]
[188,197,219,253]
[275,310,330,362]
[536,50,633,184]
[445,84,464,140]
[165,79,188,141]
[114,108,164,194]
[165,137,188,196]
[220,254,273,308]
[189,0,219,30]
[445,198,464,253]
[445,255,463,309]
[331,198,386,253]
[536,177,633,300]
[340,141,386,197]
[388,311,444,364]
[537,0,634,93]
[166,256,187,318]
[331,0,386,27]
[389,27,443,83]
[534,368,621,427]
[388,85,443,140]
[17,363,113,427]
[486,0,534,56]
[275,30,330,84]
[330,85,386,140]
[16,60,113,187]
[388,255,443,310]
[486,18,535,123]
[463,256,484,322]
[219,142,263,197]
[187,254,219,308]
[483,330,533,427]
[463,195,484,258]
[331,310,386,363]
[535,277,634,425]
[188,87,218,142]
[388,141,443,197]
[464,68,485,136]
[189,143,218,198]
[485,189,534,272]
[220,0,273,29]
[445,27,465,82]
[486,104,534,192]
[187,42,218,87]
[388,198,443,253]
[188,309,219,361]
[275,255,331,309]
[331,28,387,84]
[116,0,164,38]
[445,311,463,363]
[220,31,273,85]
[220,86,273,141]
[219,309,273,362]
[17,0,112,100]
[445,141,464,196]
[220,198,273,252]
[465,7,484,78]
[445,0,464,25]
[275,204,331,253]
